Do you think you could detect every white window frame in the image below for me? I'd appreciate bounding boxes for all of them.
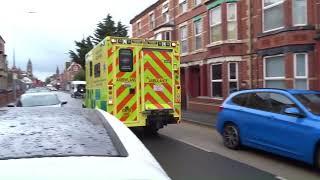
[227,3,238,40]
[162,1,169,13]
[180,25,188,54]
[292,0,308,26]
[155,33,162,40]
[164,31,171,40]
[194,0,201,6]
[228,62,238,91]
[179,0,188,14]
[262,0,285,33]
[211,63,223,98]
[194,19,202,50]
[137,21,142,35]
[294,53,309,89]
[162,1,170,23]
[149,13,155,29]
[163,12,170,23]
[209,6,222,43]
[263,54,286,87]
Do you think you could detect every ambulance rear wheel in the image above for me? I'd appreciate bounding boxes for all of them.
[144,126,159,135]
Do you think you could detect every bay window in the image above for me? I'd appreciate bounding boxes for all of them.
[211,64,222,97]
[155,33,162,40]
[264,55,286,88]
[164,31,171,40]
[294,53,308,89]
[229,63,238,93]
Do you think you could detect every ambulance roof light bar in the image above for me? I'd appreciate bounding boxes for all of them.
[110,38,177,47]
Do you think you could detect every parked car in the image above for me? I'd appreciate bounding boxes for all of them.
[216,89,320,168]
[25,87,51,94]
[70,81,86,98]
[8,92,67,107]
[48,87,58,91]
[0,107,170,180]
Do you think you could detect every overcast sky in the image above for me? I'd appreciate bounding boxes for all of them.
[0,0,156,81]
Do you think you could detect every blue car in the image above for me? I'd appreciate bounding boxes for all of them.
[216,89,320,168]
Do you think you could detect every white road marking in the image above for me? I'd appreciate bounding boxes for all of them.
[161,134,212,153]
[275,176,288,180]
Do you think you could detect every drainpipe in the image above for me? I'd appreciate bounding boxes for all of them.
[248,0,254,88]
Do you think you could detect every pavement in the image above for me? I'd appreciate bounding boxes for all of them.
[182,110,217,127]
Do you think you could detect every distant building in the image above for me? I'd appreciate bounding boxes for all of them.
[61,62,82,90]
[0,36,8,90]
[56,66,60,76]
[27,59,33,78]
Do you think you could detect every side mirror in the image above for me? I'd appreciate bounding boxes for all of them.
[61,101,68,105]
[284,107,305,118]
[7,103,15,107]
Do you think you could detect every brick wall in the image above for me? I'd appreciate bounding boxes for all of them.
[0,90,23,107]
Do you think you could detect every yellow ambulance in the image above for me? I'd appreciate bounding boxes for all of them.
[84,36,181,133]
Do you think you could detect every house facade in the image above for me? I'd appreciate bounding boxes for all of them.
[130,0,320,113]
[0,36,8,90]
[61,62,82,91]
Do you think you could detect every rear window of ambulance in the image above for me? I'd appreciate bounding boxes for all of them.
[119,49,133,72]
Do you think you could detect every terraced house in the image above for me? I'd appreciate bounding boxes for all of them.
[0,36,8,90]
[130,0,320,113]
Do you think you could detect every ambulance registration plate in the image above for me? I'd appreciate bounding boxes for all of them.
[153,85,163,92]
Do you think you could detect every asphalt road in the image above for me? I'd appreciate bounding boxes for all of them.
[136,131,275,180]
[56,91,276,180]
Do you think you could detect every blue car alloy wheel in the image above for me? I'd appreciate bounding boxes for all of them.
[223,123,241,149]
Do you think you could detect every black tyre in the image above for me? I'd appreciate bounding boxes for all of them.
[222,123,241,149]
[315,146,320,169]
[144,126,159,136]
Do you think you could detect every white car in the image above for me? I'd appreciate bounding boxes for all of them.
[9,92,67,107]
[0,107,170,180]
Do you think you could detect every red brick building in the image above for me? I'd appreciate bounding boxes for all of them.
[61,62,82,90]
[0,36,8,90]
[131,0,320,113]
